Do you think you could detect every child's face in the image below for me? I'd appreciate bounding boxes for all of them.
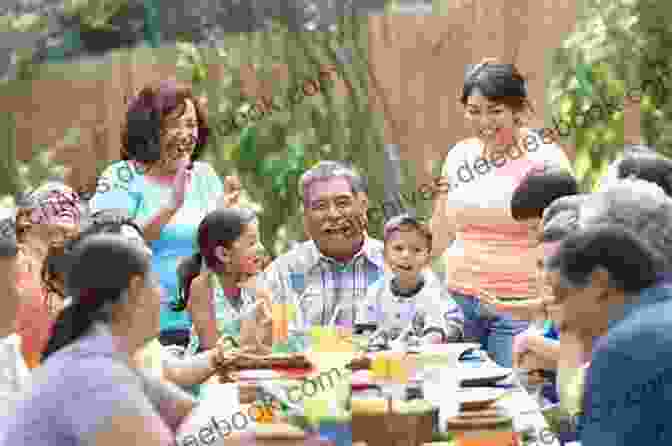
[384,229,430,283]
[229,220,264,275]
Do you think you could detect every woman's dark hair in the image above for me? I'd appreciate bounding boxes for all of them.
[546,224,662,294]
[42,209,144,299]
[617,152,672,197]
[174,207,257,311]
[42,234,151,359]
[461,58,531,112]
[511,165,579,221]
[122,79,210,163]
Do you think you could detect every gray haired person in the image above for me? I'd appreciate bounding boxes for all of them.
[577,178,672,273]
[262,161,386,330]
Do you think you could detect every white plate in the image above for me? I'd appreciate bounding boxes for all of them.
[457,365,513,386]
[415,343,480,356]
[235,369,283,380]
[457,388,508,404]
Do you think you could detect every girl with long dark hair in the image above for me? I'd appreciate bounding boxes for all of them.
[175,207,271,355]
[40,208,233,387]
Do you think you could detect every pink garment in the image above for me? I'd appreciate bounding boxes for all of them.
[14,270,53,368]
[28,188,82,226]
[441,133,571,299]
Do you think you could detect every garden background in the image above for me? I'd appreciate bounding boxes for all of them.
[0,0,666,263]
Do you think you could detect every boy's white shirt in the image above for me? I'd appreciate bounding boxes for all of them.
[0,333,31,417]
[358,269,463,337]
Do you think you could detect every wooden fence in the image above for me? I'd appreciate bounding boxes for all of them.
[0,1,643,195]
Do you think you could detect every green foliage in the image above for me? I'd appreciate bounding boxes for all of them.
[179,18,394,254]
[549,0,672,191]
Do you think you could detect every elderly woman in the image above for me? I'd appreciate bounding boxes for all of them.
[89,79,232,348]
[13,181,84,368]
[430,58,572,367]
[0,234,196,446]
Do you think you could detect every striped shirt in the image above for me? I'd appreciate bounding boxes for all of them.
[441,130,572,299]
[261,237,385,329]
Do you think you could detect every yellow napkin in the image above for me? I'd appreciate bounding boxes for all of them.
[371,353,410,384]
[310,327,354,353]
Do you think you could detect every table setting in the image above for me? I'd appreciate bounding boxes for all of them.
[176,309,561,446]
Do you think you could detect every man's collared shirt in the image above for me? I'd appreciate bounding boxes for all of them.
[580,283,672,445]
[262,237,385,328]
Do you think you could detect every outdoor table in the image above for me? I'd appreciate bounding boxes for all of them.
[189,343,560,446]
[351,349,561,446]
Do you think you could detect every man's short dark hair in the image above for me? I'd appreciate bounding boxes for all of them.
[511,165,579,221]
[546,224,661,293]
[617,153,672,197]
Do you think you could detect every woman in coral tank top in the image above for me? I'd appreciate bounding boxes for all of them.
[429,58,572,367]
[14,182,83,368]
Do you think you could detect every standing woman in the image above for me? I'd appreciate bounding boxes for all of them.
[430,58,572,367]
[89,80,237,348]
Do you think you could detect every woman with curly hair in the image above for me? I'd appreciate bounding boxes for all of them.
[89,79,238,348]
[13,181,84,368]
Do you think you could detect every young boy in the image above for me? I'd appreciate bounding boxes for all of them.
[0,229,31,416]
[357,214,464,345]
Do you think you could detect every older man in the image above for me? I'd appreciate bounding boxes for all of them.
[557,178,672,445]
[0,230,30,417]
[262,161,385,330]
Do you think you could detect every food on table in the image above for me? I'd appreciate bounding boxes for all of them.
[351,398,433,415]
[347,355,372,371]
[252,422,307,439]
[214,351,313,382]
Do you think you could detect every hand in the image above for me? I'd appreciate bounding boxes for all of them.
[219,175,242,208]
[512,327,542,369]
[518,349,556,372]
[477,288,544,320]
[170,159,192,210]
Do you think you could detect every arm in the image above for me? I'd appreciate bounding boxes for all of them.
[141,206,179,243]
[141,159,191,243]
[476,287,546,320]
[187,274,218,351]
[421,276,464,343]
[429,154,458,258]
[162,349,219,389]
[526,335,561,364]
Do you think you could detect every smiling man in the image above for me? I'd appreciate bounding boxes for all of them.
[261,161,385,329]
[555,179,672,445]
